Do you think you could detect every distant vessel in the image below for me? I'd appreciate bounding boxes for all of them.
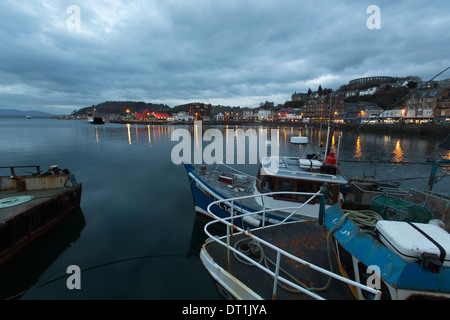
[26,114,31,119]
[87,112,105,125]
[290,136,308,145]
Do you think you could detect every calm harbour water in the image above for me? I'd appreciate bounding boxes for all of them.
[0,117,449,300]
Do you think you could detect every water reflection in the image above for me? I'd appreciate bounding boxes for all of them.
[0,209,86,299]
[127,124,131,145]
[100,124,177,146]
[147,125,152,146]
[393,139,404,162]
[355,136,362,159]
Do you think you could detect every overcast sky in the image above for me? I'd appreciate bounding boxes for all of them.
[0,0,449,114]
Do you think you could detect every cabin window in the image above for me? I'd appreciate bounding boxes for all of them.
[295,180,317,203]
[261,177,339,205]
[275,179,295,200]
[261,176,275,193]
[256,169,262,192]
[272,179,318,203]
[324,184,339,204]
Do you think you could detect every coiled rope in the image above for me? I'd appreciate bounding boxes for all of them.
[233,209,384,295]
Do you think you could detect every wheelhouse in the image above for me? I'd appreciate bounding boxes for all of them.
[256,156,348,205]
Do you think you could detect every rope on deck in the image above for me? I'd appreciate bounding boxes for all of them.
[232,209,384,296]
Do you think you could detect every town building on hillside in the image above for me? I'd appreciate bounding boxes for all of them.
[173,112,193,122]
[341,101,382,124]
[256,108,272,120]
[151,112,174,121]
[214,112,225,121]
[404,89,443,123]
[345,90,359,98]
[359,87,379,96]
[189,103,211,121]
[357,102,383,123]
[302,93,345,123]
[291,92,309,101]
[349,76,394,87]
[133,109,151,120]
[242,109,254,119]
[435,89,450,123]
[379,107,405,124]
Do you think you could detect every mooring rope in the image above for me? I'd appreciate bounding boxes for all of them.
[6,177,195,300]
[232,209,384,296]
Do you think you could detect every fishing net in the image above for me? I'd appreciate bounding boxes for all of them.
[404,189,450,232]
[371,194,433,224]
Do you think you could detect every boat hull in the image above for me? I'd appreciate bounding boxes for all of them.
[184,163,327,227]
[0,166,82,267]
[185,164,259,228]
[325,204,450,300]
[0,183,82,267]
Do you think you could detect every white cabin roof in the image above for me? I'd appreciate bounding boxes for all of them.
[260,156,348,184]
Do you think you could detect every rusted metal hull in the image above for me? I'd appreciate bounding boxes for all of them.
[201,220,356,300]
[0,166,82,267]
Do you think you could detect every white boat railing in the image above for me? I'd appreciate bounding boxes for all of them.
[208,190,324,227]
[204,192,382,300]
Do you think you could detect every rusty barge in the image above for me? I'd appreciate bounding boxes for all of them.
[0,165,82,266]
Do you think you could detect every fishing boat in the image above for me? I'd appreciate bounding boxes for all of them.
[200,194,381,300]
[0,165,82,266]
[324,192,450,300]
[200,188,450,300]
[199,133,450,300]
[322,134,450,299]
[184,128,349,227]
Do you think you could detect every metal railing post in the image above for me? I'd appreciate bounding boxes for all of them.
[272,251,281,300]
[230,200,234,236]
[262,195,266,228]
[226,224,230,271]
[318,186,326,225]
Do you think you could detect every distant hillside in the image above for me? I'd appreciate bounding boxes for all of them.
[72,101,171,116]
[0,109,53,117]
[344,86,410,108]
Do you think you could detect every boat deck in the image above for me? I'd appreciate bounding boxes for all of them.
[197,170,262,207]
[203,220,355,300]
[262,156,348,184]
[0,188,74,224]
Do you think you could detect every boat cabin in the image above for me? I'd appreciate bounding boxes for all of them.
[256,156,348,205]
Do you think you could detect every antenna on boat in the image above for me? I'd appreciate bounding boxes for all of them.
[324,125,330,162]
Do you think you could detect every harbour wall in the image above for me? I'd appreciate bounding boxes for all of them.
[109,119,450,137]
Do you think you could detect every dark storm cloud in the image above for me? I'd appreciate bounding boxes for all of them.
[0,0,449,114]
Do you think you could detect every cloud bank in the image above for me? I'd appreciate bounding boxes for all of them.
[0,0,449,114]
